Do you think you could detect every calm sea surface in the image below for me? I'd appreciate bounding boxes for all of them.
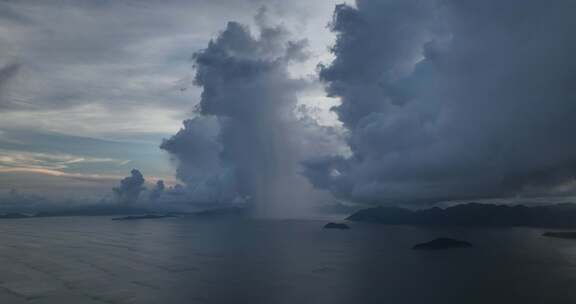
[0,216,576,303]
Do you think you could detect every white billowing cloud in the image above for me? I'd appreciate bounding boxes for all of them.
[161,16,344,216]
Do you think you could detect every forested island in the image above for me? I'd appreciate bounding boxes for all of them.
[348,203,576,228]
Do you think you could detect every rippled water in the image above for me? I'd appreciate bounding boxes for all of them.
[1,216,576,303]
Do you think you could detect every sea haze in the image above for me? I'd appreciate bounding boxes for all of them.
[0,217,575,304]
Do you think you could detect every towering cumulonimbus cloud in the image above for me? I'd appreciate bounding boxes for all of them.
[113,169,145,205]
[304,0,576,204]
[162,19,337,216]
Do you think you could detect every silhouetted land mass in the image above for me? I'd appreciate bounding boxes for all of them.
[34,205,151,217]
[0,204,247,219]
[413,238,473,250]
[542,232,576,239]
[111,214,176,221]
[348,203,576,228]
[324,222,350,229]
[0,213,32,219]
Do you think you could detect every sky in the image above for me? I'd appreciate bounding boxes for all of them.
[2,0,576,212]
[0,0,347,202]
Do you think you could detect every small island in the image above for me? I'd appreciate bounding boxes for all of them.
[542,232,576,239]
[111,214,176,221]
[412,238,472,250]
[323,222,350,230]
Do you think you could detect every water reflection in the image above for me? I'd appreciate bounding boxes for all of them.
[0,217,576,303]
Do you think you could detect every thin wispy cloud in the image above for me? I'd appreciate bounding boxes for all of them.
[0,149,127,170]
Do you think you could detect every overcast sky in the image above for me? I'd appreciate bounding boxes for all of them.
[3,0,576,210]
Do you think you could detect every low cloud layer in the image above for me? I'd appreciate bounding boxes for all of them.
[149,180,165,202]
[304,0,576,205]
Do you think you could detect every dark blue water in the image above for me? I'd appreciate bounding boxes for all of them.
[0,217,575,303]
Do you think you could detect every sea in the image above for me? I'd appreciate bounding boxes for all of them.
[0,216,575,304]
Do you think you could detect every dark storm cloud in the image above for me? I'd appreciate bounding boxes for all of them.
[304,0,576,204]
[113,169,145,205]
[162,19,339,215]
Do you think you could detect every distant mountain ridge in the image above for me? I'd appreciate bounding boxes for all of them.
[347,203,576,228]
